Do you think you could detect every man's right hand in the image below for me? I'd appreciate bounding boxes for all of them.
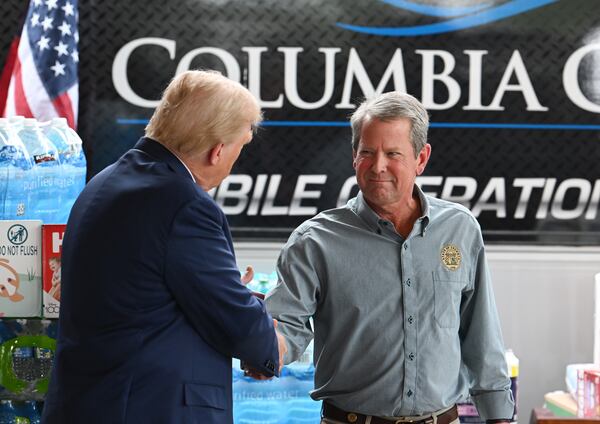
[274,319,287,373]
[242,319,288,380]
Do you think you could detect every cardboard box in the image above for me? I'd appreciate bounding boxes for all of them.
[42,224,65,318]
[0,221,42,317]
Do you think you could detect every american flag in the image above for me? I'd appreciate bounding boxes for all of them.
[1,0,78,129]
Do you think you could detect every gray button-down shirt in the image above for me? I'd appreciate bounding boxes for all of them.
[265,187,514,419]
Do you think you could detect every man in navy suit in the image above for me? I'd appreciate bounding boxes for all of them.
[43,70,286,423]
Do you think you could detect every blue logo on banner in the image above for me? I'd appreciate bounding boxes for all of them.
[337,0,557,36]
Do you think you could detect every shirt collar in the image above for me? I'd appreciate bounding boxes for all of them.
[414,184,431,235]
[351,185,431,236]
[133,137,196,183]
[172,152,196,182]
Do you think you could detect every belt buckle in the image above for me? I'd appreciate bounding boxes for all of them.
[394,419,414,424]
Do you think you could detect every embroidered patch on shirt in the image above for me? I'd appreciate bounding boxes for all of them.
[441,244,461,271]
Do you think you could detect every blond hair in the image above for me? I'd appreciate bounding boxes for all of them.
[145,70,262,156]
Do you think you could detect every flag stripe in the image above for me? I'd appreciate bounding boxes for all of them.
[19,29,58,120]
[67,83,78,125]
[0,37,20,115]
[52,91,74,128]
[13,56,34,118]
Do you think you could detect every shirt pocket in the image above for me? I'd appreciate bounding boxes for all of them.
[433,275,468,329]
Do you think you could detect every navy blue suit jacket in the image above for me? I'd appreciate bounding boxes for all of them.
[43,138,279,423]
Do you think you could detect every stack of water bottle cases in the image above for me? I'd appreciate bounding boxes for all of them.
[0,116,85,423]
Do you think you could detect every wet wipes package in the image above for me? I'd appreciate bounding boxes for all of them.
[42,225,65,318]
[0,221,42,317]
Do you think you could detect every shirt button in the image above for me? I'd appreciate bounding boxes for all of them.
[408,316,414,324]
[406,278,411,287]
[407,390,413,397]
[409,353,415,360]
[404,244,408,250]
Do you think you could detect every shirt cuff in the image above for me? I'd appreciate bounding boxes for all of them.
[471,390,515,420]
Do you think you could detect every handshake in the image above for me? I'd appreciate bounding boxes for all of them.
[242,319,288,380]
[241,266,288,380]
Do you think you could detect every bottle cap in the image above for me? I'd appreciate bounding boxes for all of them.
[23,118,38,128]
[51,117,68,128]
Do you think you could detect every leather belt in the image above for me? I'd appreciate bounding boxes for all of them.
[322,403,458,424]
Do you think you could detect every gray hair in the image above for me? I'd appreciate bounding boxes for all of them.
[350,92,429,157]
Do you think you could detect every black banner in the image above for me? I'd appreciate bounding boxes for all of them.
[2,0,600,244]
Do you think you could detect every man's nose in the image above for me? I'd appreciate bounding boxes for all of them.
[372,153,387,173]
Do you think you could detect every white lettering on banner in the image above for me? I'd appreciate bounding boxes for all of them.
[563,43,600,113]
[418,176,599,220]
[279,47,340,109]
[51,231,64,254]
[438,176,477,208]
[242,47,284,108]
[215,174,327,216]
[337,176,358,207]
[176,47,240,82]
[513,178,546,218]
[416,50,461,110]
[585,179,600,220]
[335,48,407,109]
[551,178,591,220]
[112,38,175,108]
[536,178,556,219]
[488,50,548,111]
[290,175,328,215]
[247,174,269,216]
[262,175,289,216]
[211,174,599,220]
[463,50,488,110]
[214,174,254,215]
[112,40,558,112]
[471,177,507,218]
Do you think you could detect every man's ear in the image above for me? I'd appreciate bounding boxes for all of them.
[416,143,431,176]
[208,143,224,166]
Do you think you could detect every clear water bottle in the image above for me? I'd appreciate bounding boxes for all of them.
[505,349,519,422]
[16,119,61,223]
[0,118,33,219]
[0,119,15,218]
[63,119,86,217]
[8,116,25,133]
[43,118,86,223]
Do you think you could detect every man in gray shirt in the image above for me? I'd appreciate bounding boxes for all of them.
[263,92,514,424]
